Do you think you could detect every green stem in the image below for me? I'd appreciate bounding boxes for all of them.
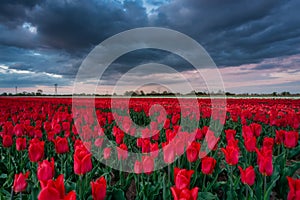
[79,175,83,200]
[19,192,22,200]
[246,186,248,200]
[202,174,206,191]
[263,175,267,195]
[60,155,64,175]
[230,166,234,198]
[10,187,13,200]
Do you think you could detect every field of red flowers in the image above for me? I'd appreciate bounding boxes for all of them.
[0,97,299,200]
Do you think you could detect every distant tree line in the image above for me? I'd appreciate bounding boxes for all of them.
[0,89,299,97]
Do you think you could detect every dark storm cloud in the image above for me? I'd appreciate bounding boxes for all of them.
[153,0,300,67]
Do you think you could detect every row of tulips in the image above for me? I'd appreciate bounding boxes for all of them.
[0,97,299,199]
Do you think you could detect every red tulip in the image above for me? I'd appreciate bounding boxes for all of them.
[249,123,262,137]
[186,142,200,163]
[94,138,103,147]
[37,158,55,183]
[150,142,159,158]
[91,176,107,200]
[201,156,216,175]
[221,145,239,165]
[255,148,273,176]
[74,145,92,175]
[284,131,299,148]
[170,186,199,200]
[174,167,194,190]
[103,147,111,160]
[242,126,253,139]
[117,143,128,160]
[244,136,256,152]
[134,160,142,174]
[115,132,125,145]
[16,137,26,151]
[2,134,13,148]
[28,138,45,162]
[225,129,236,142]
[142,156,154,175]
[287,176,300,200]
[205,129,219,150]
[163,142,175,164]
[13,171,30,193]
[238,166,256,186]
[262,137,274,150]
[38,174,76,200]
[275,130,285,145]
[53,136,69,154]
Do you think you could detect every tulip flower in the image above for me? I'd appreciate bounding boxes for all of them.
[28,138,45,162]
[221,145,239,166]
[284,131,299,148]
[262,137,274,150]
[16,137,26,151]
[150,142,159,158]
[201,156,216,175]
[249,123,262,137]
[38,174,76,200]
[186,142,200,163]
[37,158,55,183]
[163,142,175,164]
[142,156,154,175]
[117,143,128,160]
[287,176,300,200]
[53,136,69,154]
[244,136,256,152]
[134,160,143,174]
[225,129,236,142]
[74,145,92,175]
[275,130,285,145]
[103,147,111,160]
[255,148,273,176]
[238,166,256,186]
[174,167,194,190]
[2,134,13,148]
[91,176,107,200]
[13,171,30,193]
[170,186,199,200]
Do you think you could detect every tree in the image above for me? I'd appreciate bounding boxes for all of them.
[36,89,43,96]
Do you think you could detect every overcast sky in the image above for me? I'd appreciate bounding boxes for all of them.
[0,0,300,94]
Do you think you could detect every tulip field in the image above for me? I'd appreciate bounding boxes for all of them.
[0,97,299,200]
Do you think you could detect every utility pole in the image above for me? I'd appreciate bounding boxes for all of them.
[54,84,57,95]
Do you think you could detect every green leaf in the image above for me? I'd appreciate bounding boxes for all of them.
[263,175,280,200]
[198,192,219,200]
[245,184,254,199]
[110,188,126,200]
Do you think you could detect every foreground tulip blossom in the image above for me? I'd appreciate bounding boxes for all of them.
[37,158,55,184]
[238,166,256,186]
[170,186,199,200]
[255,148,273,176]
[38,174,76,200]
[13,171,30,193]
[74,145,92,175]
[287,176,300,200]
[91,176,107,200]
[53,136,69,154]
[221,144,239,166]
[174,167,194,190]
[28,138,45,162]
[201,156,216,175]
[16,137,27,151]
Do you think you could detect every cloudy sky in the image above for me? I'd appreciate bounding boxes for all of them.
[0,0,300,94]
